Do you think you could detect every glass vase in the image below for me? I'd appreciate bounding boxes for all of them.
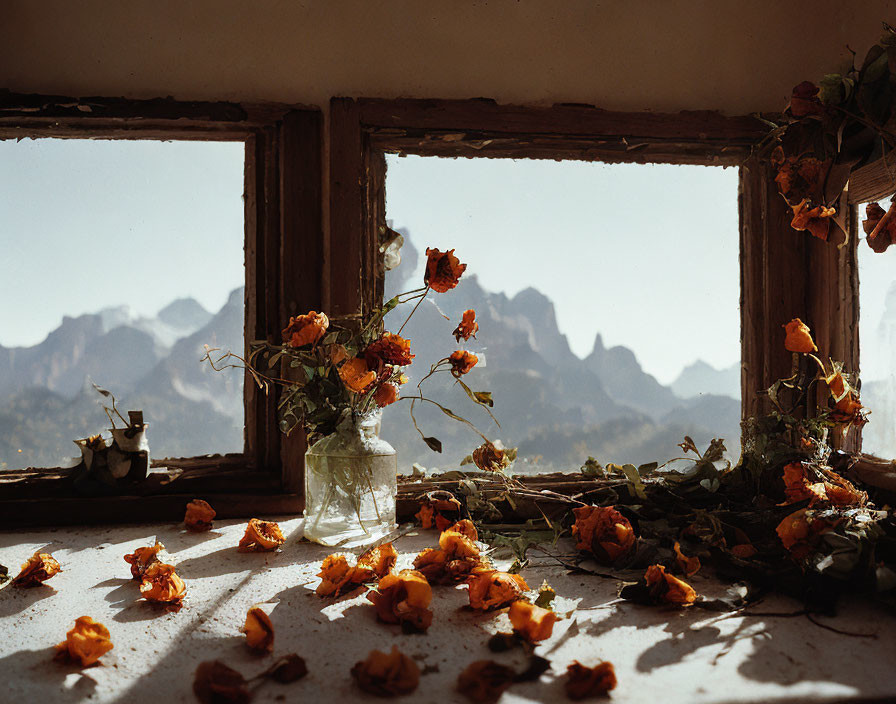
[302,410,397,548]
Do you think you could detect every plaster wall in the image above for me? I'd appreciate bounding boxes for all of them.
[3,1,895,115]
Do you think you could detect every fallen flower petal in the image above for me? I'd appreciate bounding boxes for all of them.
[139,562,186,608]
[368,569,434,632]
[241,605,274,653]
[264,653,308,683]
[238,519,285,552]
[456,660,516,703]
[54,616,113,667]
[467,568,529,611]
[12,551,61,587]
[184,499,216,532]
[351,646,420,697]
[565,661,617,700]
[644,564,697,605]
[508,600,558,642]
[124,541,164,580]
[193,660,250,704]
[673,541,701,576]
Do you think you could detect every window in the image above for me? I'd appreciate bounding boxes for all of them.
[0,93,322,524]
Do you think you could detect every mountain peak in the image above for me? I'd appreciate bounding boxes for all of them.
[157,298,212,329]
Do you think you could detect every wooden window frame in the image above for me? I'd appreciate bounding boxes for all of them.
[325,97,861,519]
[0,91,323,525]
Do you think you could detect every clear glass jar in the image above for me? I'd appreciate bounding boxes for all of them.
[302,410,397,548]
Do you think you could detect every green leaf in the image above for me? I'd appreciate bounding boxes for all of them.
[423,436,442,453]
[534,582,556,609]
[615,463,647,500]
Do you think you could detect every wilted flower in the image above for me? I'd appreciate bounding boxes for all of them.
[351,646,420,697]
[776,508,837,560]
[571,505,636,564]
[730,543,758,559]
[789,81,824,117]
[565,661,617,700]
[673,541,701,576]
[364,332,414,368]
[456,660,516,703]
[826,371,867,426]
[453,309,479,342]
[139,562,186,608]
[316,543,397,597]
[241,605,274,653]
[124,541,164,580]
[424,247,467,292]
[367,569,434,632]
[472,442,510,472]
[644,564,697,605]
[783,318,817,353]
[449,350,478,377]
[863,202,896,253]
[316,554,354,597]
[184,499,216,532]
[374,382,399,407]
[466,568,528,611]
[790,198,836,241]
[193,660,250,704]
[773,153,825,205]
[282,311,328,348]
[414,491,462,531]
[413,524,484,585]
[54,616,113,667]
[508,600,557,642]
[12,551,61,587]
[338,357,377,393]
[238,518,285,552]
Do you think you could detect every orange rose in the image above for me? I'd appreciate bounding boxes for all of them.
[453,309,479,342]
[446,519,478,541]
[281,311,328,348]
[783,318,817,353]
[424,247,466,293]
[338,357,377,393]
[790,198,836,241]
[449,350,478,377]
[184,499,216,532]
[774,154,825,206]
[472,442,510,472]
[315,554,354,597]
[364,332,414,367]
[124,541,164,580]
[139,563,186,608]
[55,616,113,667]
[644,564,697,605]
[565,661,617,700]
[354,542,398,580]
[413,525,484,585]
[777,508,837,560]
[193,661,250,704]
[673,541,701,576]
[368,569,434,632]
[508,600,558,642]
[374,382,399,407]
[826,371,866,426]
[456,660,515,703]
[352,646,420,697]
[238,518,285,552]
[466,568,528,611]
[241,605,274,652]
[571,505,636,564]
[414,491,462,531]
[12,551,61,587]
[316,543,398,597]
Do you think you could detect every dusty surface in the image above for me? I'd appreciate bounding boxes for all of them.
[1,517,895,703]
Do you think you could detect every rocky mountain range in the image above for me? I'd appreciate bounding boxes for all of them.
[0,233,741,473]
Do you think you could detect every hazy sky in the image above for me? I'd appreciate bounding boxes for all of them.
[386,155,741,384]
[0,138,244,347]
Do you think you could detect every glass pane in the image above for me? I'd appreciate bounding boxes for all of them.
[383,155,740,475]
[0,138,245,470]
[858,199,896,457]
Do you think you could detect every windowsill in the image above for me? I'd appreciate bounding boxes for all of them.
[1,519,894,703]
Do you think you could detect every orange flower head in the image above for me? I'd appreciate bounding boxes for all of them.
[449,350,478,377]
[456,660,515,703]
[241,606,274,652]
[414,491,462,530]
[338,357,377,394]
[439,525,480,559]
[413,526,484,585]
[315,554,354,597]
[508,600,558,642]
[316,543,398,597]
[783,318,817,353]
[55,616,113,667]
[571,505,636,564]
[644,564,697,605]
[673,541,701,576]
[124,541,165,580]
[368,569,434,632]
[364,332,414,368]
[355,542,399,580]
[351,646,420,697]
[472,442,510,472]
[374,382,399,408]
[445,518,478,542]
[424,247,467,293]
[238,518,285,552]
[184,499,216,532]
[466,568,528,611]
[790,199,836,241]
[193,661,250,704]
[12,551,61,588]
[139,563,187,608]
[282,311,329,348]
[453,309,479,342]
[826,371,866,426]
[565,661,617,700]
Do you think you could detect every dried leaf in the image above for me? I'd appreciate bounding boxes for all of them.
[423,436,443,453]
[264,653,308,683]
